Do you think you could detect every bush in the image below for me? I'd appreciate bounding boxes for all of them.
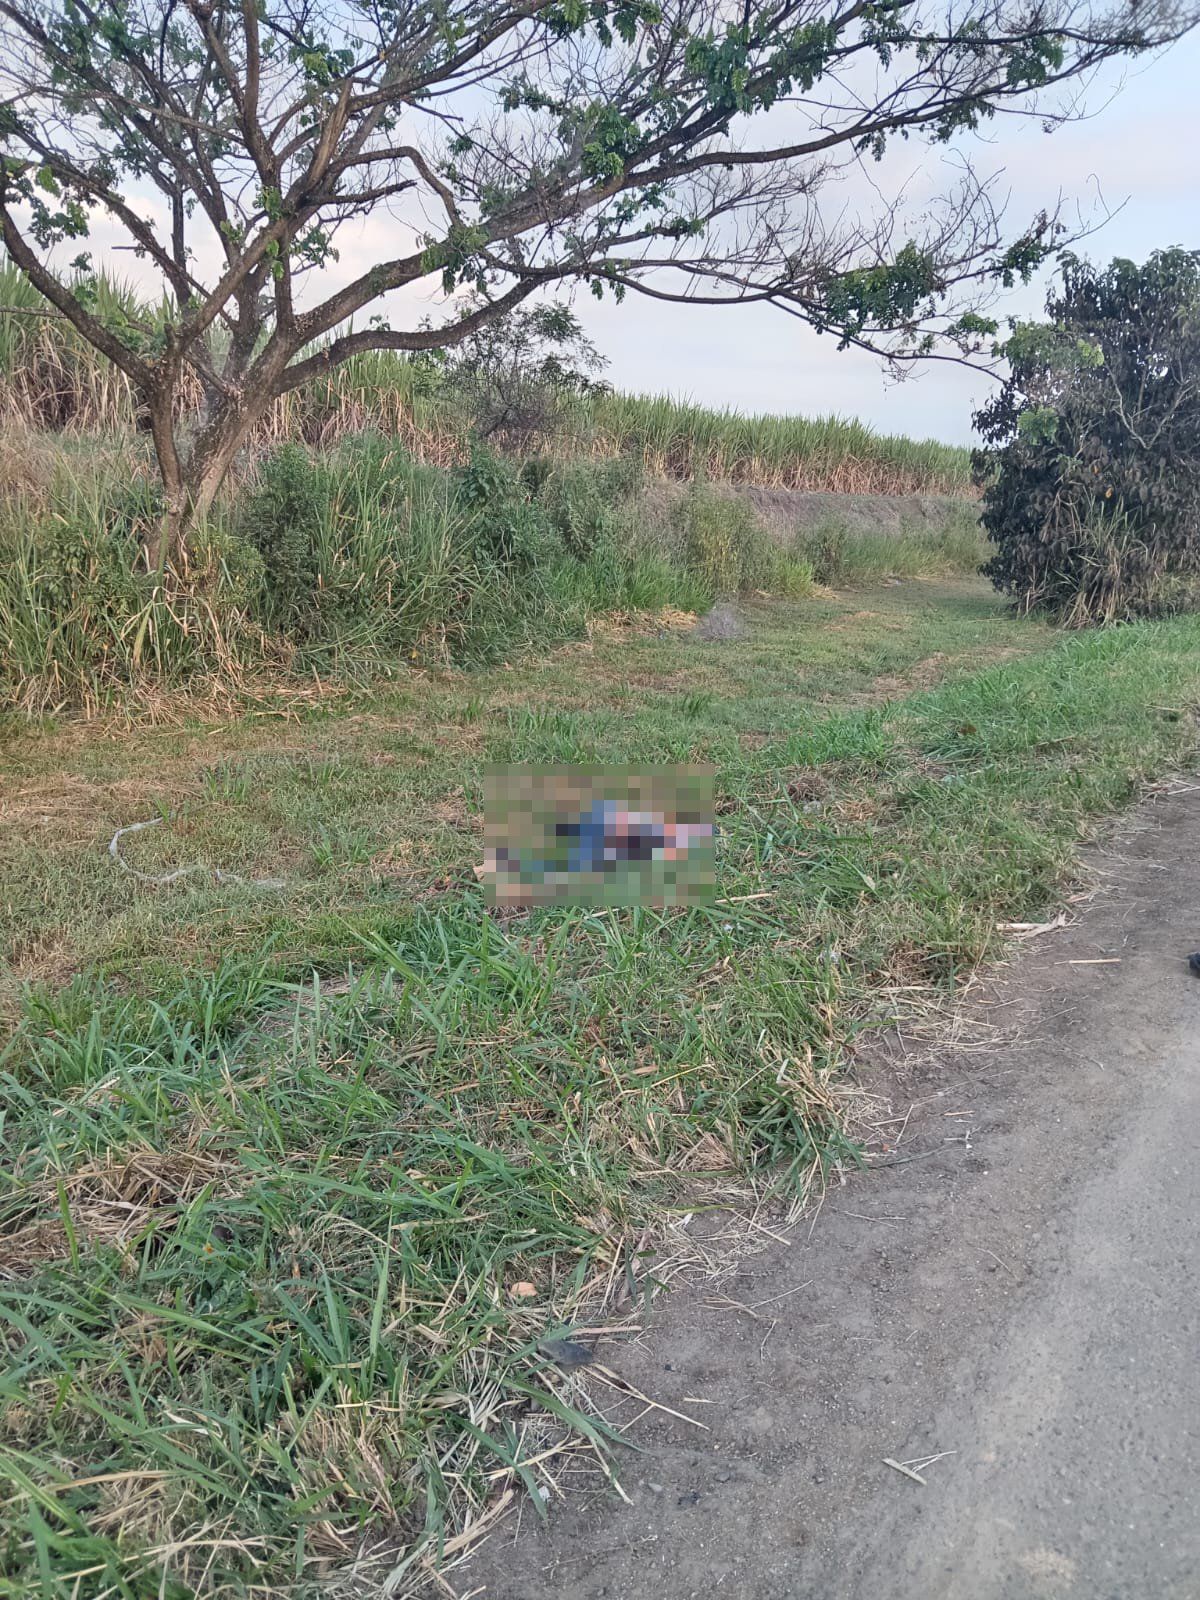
[976,250,1200,624]
[532,457,639,561]
[456,449,645,570]
[237,443,330,633]
[422,298,611,446]
[673,485,814,598]
[456,447,561,567]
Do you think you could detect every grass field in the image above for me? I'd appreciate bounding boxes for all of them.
[4,574,1200,1597]
[0,262,972,496]
[0,425,979,719]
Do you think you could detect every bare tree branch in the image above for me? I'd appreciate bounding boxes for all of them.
[0,0,1193,558]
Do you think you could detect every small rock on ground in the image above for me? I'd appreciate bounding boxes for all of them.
[693,601,745,641]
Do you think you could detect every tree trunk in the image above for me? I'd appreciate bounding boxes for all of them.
[144,386,274,570]
[188,416,260,528]
[144,380,188,573]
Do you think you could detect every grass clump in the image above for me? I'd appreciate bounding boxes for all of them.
[673,484,815,597]
[0,460,268,717]
[798,509,984,586]
[0,438,690,711]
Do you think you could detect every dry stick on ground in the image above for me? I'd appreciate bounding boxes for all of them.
[996,912,1071,937]
[902,1449,959,1474]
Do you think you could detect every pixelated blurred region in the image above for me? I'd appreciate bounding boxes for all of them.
[483,765,715,906]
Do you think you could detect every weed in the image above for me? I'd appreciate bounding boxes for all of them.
[201,762,254,803]
[237,442,327,632]
[311,823,378,869]
[673,485,815,598]
[799,512,984,586]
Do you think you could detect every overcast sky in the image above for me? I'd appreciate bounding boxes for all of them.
[570,32,1200,446]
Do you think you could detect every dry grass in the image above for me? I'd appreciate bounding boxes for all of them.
[0,266,972,498]
[0,1144,232,1276]
[0,365,971,495]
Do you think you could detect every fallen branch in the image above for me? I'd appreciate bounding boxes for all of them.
[996,912,1068,938]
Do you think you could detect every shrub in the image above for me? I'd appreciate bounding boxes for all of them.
[426,298,611,446]
[673,485,814,598]
[237,444,330,633]
[456,450,643,570]
[531,458,639,562]
[976,250,1200,624]
[456,447,560,567]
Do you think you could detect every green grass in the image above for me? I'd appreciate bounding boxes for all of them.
[4,578,1200,1597]
[0,580,1035,990]
[798,510,986,584]
[1,435,818,715]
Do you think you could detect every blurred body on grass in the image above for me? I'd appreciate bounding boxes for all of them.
[484,765,715,907]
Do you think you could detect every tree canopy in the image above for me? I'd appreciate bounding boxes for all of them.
[0,0,1195,554]
[977,248,1200,621]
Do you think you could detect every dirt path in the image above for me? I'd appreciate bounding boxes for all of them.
[462,787,1200,1599]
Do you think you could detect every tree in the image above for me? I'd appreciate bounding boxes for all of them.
[976,249,1200,622]
[0,0,1195,562]
[425,297,610,443]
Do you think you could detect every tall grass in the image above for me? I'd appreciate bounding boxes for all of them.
[0,265,170,430]
[0,262,972,494]
[0,435,268,716]
[798,510,986,585]
[586,392,971,494]
[0,434,806,713]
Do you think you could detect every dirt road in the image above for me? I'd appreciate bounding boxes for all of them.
[463,788,1200,1599]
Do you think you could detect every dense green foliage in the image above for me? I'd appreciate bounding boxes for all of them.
[1,433,819,712]
[976,250,1200,623]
